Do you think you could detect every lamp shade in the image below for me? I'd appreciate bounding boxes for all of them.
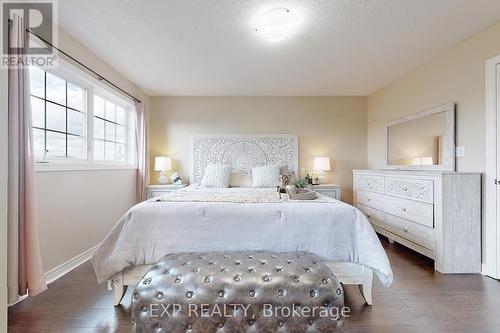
[313,156,331,171]
[154,156,172,171]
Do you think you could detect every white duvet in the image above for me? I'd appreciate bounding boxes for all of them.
[91,186,393,287]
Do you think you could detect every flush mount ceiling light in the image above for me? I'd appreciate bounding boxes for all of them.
[252,7,299,42]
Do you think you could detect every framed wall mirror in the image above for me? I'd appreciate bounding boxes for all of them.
[385,103,455,171]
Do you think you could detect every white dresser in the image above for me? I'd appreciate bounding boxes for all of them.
[353,169,481,273]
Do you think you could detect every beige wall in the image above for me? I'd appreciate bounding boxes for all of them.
[34,27,149,273]
[149,96,367,203]
[1,66,9,332]
[367,21,500,172]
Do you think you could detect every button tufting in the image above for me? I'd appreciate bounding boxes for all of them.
[234,275,241,282]
[187,324,192,330]
[142,306,147,312]
[248,320,255,326]
[308,320,314,325]
[208,261,215,265]
[192,268,200,272]
[186,291,193,298]
[248,255,253,259]
[294,277,300,283]
[287,260,293,264]
[248,268,255,273]
[157,292,163,300]
[260,260,268,265]
[323,302,328,307]
[163,269,170,275]
[175,277,181,283]
[278,289,285,297]
[143,278,152,285]
[220,267,228,272]
[263,275,271,282]
[235,261,241,265]
[278,321,284,327]
[218,291,225,298]
[276,267,283,272]
[132,293,138,300]
[336,288,342,295]
[218,323,224,328]
[204,277,211,283]
[322,279,328,284]
[304,267,311,272]
[310,290,317,297]
[249,290,255,297]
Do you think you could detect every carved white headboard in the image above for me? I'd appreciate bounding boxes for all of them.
[190,135,298,184]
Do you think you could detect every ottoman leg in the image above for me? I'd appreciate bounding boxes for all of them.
[358,267,373,305]
[113,272,128,306]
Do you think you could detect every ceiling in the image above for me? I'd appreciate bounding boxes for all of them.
[58,0,500,96]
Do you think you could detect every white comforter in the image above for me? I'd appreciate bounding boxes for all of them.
[91,186,393,287]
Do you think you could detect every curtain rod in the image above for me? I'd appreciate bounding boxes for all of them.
[16,23,142,104]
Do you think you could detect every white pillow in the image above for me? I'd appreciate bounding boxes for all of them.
[252,165,280,188]
[201,164,232,188]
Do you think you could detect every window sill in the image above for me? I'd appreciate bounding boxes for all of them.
[35,163,138,172]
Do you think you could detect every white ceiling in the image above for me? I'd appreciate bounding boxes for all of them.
[58,0,500,96]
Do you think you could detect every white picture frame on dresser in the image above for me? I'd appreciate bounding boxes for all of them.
[147,184,188,199]
[353,169,481,274]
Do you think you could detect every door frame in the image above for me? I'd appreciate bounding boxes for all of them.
[485,54,500,278]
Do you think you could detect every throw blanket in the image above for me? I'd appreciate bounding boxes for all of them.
[91,186,393,287]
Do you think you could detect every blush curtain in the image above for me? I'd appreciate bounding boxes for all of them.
[135,101,148,202]
[7,14,47,302]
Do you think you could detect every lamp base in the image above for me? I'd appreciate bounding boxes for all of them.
[158,171,169,184]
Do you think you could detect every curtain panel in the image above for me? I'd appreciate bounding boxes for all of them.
[7,14,47,302]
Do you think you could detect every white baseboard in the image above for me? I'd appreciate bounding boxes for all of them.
[45,244,98,284]
[9,245,98,307]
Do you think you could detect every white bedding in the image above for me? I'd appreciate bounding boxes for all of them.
[91,186,393,287]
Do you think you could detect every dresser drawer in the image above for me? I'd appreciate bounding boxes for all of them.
[384,195,434,228]
[356,203,386,229]
[356,190,386,211]
[355,175,384,193]
[385,177,434,203]
[385,214,434,250]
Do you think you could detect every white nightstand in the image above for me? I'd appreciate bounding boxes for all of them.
[147,184,188,199]
[312,184,341,200]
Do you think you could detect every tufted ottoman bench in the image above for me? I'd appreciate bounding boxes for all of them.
[131,251,345,332]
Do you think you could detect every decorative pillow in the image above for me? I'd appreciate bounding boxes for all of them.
[201,164,232,188]
[252,165,281,188]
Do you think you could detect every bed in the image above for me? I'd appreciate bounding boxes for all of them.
[91,135,393,306]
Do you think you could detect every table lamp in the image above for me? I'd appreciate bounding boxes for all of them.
[313,156,331,184]
[154,156,172,184]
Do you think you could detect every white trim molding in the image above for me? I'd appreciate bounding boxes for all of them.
[44,245,98,284]
[485,54,500,279]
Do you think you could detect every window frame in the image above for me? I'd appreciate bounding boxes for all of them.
[32,60,138,172]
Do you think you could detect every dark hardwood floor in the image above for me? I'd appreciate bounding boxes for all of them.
[8,237,500,333]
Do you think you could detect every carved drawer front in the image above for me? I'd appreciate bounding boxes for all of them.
[355,175,384,193]
[356,203,386,229]
[383,195,434,228]
[385,177,434,203]
[356,190,386,211]
[385,214,434,250]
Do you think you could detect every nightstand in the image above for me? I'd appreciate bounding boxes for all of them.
[312,184,341,200]
[147,184,188,199]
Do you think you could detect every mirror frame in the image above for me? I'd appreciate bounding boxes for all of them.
[385,103,455,171]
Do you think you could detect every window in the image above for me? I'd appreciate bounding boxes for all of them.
[29,64,136,170]
[30,67,87,161]
[93,95,128,162]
